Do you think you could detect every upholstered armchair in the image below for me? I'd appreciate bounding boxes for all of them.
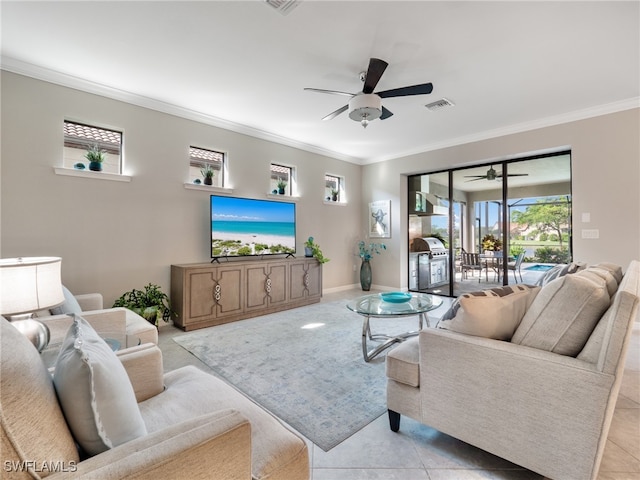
[36,288,158,347]
[386,261,639,480]
[1,316,309,480]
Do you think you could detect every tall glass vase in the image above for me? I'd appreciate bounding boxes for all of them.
[360,259,372,291]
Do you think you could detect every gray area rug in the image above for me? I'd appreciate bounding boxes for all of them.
[173,300,422,451]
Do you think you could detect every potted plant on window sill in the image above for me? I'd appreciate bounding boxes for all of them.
[201,165,214,186]
[112,283,176,328]
[85,144,106,172]
[304,236,329,263]
[331,189,339,201]
[277,179,287,195]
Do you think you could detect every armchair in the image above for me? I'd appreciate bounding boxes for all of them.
[1,317,309,480]
[36,289,158,347]
[386,260,639,480]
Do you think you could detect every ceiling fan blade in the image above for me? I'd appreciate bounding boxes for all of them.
[322,104,348,121]
[506,173,529,177]
[378,82,433,98]
[464,175,486,178]
[380,106,394,120]
[363,58,388,94]
[465,177,487,182]
[304,88,354,97]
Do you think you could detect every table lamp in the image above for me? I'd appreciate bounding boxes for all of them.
[0,257,65,352]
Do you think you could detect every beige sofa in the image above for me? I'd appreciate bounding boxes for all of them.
[36,292,158,347]
[386,260,639,480]
[1,317,309,479]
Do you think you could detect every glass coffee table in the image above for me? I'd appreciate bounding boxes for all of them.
[347,292,443,362]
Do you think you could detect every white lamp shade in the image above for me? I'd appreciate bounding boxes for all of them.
[0,257,65,315]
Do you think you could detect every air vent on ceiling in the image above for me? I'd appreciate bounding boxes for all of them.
[264,0,301,15]
[425,98,455,111]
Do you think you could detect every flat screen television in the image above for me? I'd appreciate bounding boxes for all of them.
[210,195,296,258]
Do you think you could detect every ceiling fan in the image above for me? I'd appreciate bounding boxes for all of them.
[304,58,433,128]
[464,166,529,182]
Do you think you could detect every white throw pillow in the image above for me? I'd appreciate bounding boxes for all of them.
[53,314,147,456]
[438,285,540,340]
[511,274,610,356]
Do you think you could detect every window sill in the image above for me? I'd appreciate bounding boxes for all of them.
[54,167,132,182]
[184,183,234,194]
[324,200,347,206]
[266,193,299,202]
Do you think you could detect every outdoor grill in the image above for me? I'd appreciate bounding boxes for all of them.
[409,237,449,291]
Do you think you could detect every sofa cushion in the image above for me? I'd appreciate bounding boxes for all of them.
[386,337,420,387]
[535,262,586,286]
[438,285,540,341]
[50,285,83,315]
[0,318,80,469]
[511,274,610,356]
[53,314,147,456]
[592,262,623,284]
[138,365,309,480]
[576,267,619,296]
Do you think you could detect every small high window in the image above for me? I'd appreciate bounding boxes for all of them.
[63,121,122,174]
[189,146,225,187]
[270,164,293,196]
[325,174,344,202]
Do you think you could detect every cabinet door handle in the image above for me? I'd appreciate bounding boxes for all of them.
[214,284,221,303]
[265,277,272,294]
[304,273,310,288]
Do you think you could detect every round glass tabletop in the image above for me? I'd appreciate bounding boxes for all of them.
[347,292,443,317]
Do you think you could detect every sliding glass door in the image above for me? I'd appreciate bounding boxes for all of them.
[408,152,572,297]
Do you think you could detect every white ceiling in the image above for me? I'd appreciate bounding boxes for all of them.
[1,1,638,165]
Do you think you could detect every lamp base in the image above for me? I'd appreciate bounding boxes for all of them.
[10,316,50,353]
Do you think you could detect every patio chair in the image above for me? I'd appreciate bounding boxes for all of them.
[461,252,483,282]
[508,252,525,283]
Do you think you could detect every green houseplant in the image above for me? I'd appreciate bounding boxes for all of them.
[112,283,175,327]
[277,178,287,195]
[200,164,214,185]
[304,236,329,263]
[85,144,106,172]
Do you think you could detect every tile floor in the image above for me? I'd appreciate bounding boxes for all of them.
[158,289,640,480]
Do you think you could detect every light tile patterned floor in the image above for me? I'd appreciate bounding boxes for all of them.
[158,289,640,480]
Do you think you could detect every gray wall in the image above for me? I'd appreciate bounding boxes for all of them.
[0,72,362,306]
[363,108,640,289]
[2,71,639,302]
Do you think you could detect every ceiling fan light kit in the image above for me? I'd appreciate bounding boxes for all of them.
[305,57,434,128]
[348,94,381,128]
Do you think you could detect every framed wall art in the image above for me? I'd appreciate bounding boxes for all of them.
[369,200,390,238]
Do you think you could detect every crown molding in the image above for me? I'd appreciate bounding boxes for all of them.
[366,97,640,164]
[3,56,637,167]
[0,56,363,165]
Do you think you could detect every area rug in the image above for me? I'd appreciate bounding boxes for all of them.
[173,300,421,451]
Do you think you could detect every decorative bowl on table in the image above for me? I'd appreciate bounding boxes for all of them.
[379,292,412,303]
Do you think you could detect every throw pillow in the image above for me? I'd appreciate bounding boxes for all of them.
[511,274,610,356]
[576,267,618,296]
[592,262,623,284]
[438,285,540,341]
[50,285,82,315]
[53,313,147,456]
[535,262,586,287]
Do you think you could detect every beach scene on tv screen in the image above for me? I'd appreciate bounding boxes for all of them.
[211,196,296,257]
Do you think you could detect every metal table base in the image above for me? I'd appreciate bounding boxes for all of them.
[361,312,430,362]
